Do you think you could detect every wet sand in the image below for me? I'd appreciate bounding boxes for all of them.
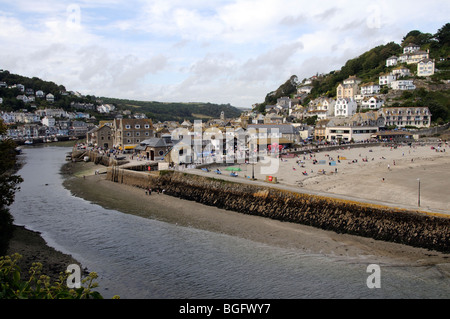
[62,160,450,268]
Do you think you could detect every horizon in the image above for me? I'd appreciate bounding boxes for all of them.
[0,0,448,109]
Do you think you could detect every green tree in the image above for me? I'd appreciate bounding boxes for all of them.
[0,120,23,255]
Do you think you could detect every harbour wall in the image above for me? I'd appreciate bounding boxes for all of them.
[106,168,450,253]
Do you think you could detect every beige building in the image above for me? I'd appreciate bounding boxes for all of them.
[113,118,154,150]
[336,75,361,99]
[87,125,113,148]
[417,59,435,77]
[379,107,431,128]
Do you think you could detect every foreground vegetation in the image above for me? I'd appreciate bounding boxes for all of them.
[0,253,111,299]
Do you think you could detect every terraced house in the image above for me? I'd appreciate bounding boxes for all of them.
[379,107,431,128]
[113,118,154,150]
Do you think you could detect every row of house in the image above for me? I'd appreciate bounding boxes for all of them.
[85,104,432,163]
[6,119,92,140]
[0,109,92,124]
[386,43,436,77]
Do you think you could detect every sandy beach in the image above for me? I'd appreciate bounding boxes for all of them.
[62,155,450,268]
[207,143,450,214]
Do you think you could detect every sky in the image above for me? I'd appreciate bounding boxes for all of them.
[0,0,448,109]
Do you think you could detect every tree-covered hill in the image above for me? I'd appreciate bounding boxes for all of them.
[100,97,243,122]
[0,70,243,122]
[255,23,450,123]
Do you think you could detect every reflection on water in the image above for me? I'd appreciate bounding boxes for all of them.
[9,146,450,299]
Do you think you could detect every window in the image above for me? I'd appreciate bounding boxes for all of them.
[136,132,140,136]
[125,125,131,129]
[144,124,150,129]
[135,125,140,129]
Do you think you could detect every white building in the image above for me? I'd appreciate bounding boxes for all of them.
[42,116,56,127]
[325,126,379,143]
[334,98,357,117]
[307,97,335,120]
[417,59,435,77]
[361,96,384,109]
[390,80,416,91]
[392,66,411,78]
[379,73,396,86]
[386,56,398,67]
[403,43,420,54]
[46,93,55,103]
[360,82,380,96]
[399,50,429,64]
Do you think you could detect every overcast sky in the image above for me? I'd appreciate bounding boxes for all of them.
[0,0,448,108]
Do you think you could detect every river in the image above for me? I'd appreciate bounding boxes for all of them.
[9,145,450,299]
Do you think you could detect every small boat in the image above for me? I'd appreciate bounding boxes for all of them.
[24,139,33,145]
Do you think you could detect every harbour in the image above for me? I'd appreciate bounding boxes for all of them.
[8,145,450,299]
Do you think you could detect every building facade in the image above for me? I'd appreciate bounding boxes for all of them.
[379,107,431,128]
[113,118,154,150]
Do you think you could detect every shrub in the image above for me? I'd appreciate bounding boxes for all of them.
[0,253,118,299]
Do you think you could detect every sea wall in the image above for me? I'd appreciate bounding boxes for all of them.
[72,149,128,166]
[106,168,450,253]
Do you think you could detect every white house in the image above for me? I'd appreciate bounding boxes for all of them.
[1,112,16,124]
[360,82,380,96]
[386,56,398,67]
[379,73,396,86]
[0,97,3,104]
[334,98,357,117]
[361,96,384,109]
[36,90,45,98]
[390,80,416,90]
[41,116,56,127]
[297,86,313,94]
[403,43,420,54]
[392,66,411,78]
[308,97,335,120]
[399,50,430,64]
[46,93,55,103]
[417,59,435,77]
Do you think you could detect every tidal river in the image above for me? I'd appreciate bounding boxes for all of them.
[9,145,450,299]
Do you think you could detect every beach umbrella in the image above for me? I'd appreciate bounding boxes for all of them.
[225,167,242,171]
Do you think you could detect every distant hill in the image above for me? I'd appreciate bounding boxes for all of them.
[0,70,244,122]
[100,97,243,123]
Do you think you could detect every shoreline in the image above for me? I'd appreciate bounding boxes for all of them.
[62,160,450,267]
[6,225,84,283]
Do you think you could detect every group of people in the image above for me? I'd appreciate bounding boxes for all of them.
[145,187,165,195]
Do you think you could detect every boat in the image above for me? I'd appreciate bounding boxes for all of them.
[24,139,33,145]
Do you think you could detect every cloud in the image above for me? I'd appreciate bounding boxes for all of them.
[0,0,449,108]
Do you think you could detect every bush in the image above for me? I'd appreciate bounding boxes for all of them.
[0,253,117,299]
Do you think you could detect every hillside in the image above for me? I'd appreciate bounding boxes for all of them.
[100,97,243,122]
[0,70,243,122]
[256,23,450,123]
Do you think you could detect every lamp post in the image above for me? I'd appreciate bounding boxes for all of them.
[417,178,420,207]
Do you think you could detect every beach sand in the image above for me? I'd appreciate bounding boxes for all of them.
[62,158,450,268]
[209,143,450,214]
